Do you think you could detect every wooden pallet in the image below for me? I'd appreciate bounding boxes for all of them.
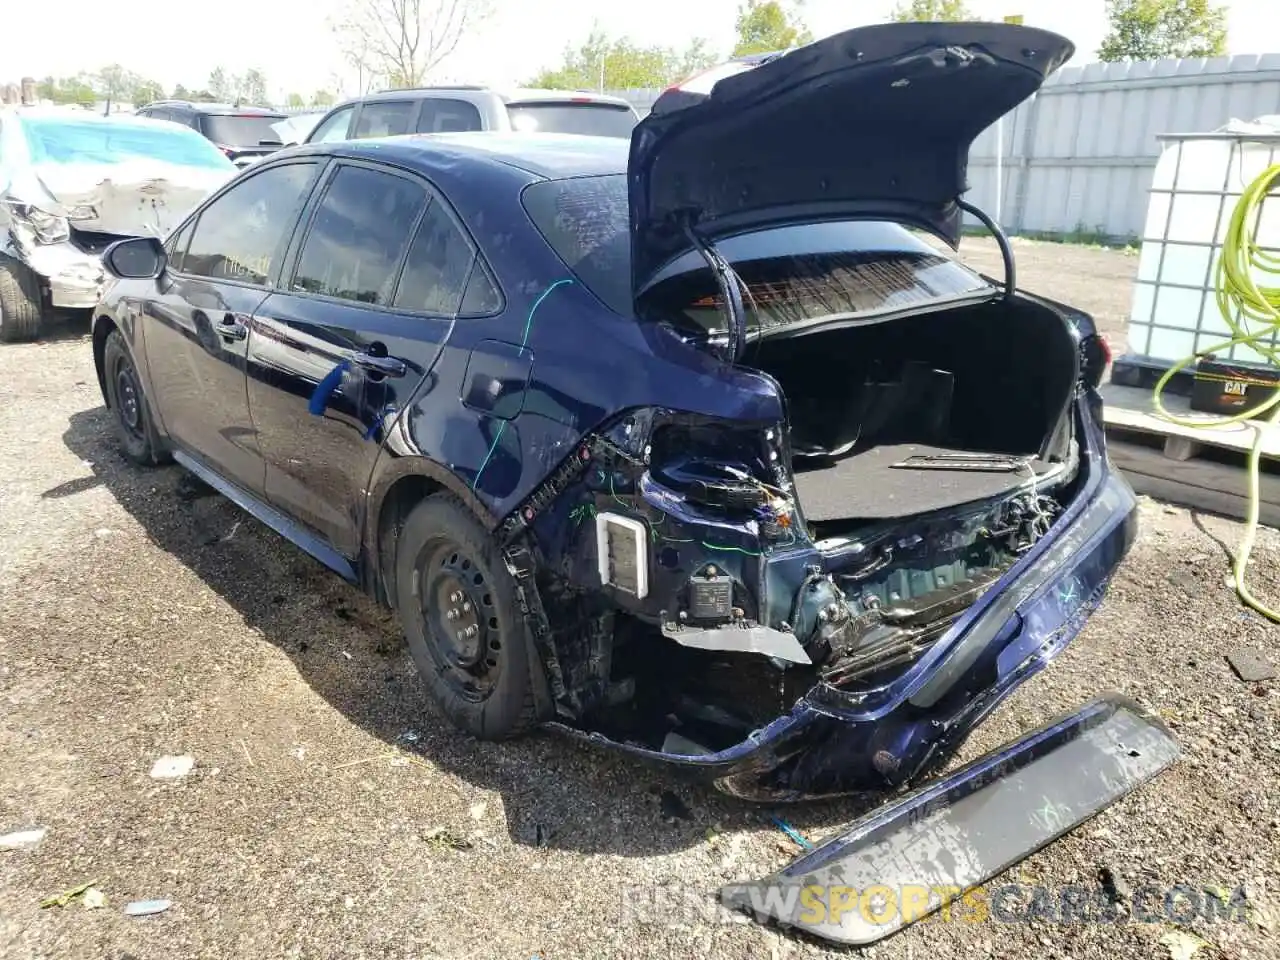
[1099,383,1280,526]
[1099,383,1280,462]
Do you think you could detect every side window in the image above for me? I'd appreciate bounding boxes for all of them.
[417,98,483,133]
[165,219,195,272]
[460,260,502,316]
[290,165,427,305]
[309,106,354,143]
[183,162,317,285]
[352,101,417,139]
[393,200,475,316]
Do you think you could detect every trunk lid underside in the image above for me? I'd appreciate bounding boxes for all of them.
[627,21,1075,297]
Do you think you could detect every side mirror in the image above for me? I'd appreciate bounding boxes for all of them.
[102,236,166,280]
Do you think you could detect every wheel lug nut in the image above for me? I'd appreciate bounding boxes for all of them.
[462,602,472,612]
[446,609,459,620]
[450,591,463,603]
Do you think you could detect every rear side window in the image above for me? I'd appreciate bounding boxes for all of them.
[182,162,317,285]
[353,101,417,139]
[393,201,476,316]
[291,165,428,305]
[506,103,636,138]
[417,99,483,133]
[459,261,502,316]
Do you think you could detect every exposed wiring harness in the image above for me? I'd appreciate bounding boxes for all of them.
[1151,160,1280,622]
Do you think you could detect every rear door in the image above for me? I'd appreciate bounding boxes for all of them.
[140,159,322,492]
[245,158,483,558]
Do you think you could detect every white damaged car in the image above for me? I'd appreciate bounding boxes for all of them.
[0,108,237,342]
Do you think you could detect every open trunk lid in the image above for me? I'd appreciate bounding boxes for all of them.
[627,21,1073,297]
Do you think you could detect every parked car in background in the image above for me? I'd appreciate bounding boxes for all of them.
[303,86,639,144]
[89,22,1175,948]
[135,101,288,168]
[0,108,236,342]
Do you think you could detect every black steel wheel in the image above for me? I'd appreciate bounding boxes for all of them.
[419,539,504,701]
[395,494,541,739]
[103,329,166,466]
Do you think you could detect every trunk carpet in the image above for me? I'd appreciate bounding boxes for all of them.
[792,443,1050,521]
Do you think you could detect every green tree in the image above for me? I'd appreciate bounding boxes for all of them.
[1098,0,1227,61]
[209,68,233,101]
[133,79,164,105]
[286,92,306,108]
[36,75,96,105]
[240,68,269,105]
[890,0,973,21]
[311,89,336,106]
[529,30,716,90]
[732,0,812,57]
[172,83,191,100]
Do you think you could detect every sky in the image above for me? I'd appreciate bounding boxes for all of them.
[5,0,1275,103]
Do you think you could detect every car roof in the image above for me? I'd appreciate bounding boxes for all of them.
[144,101,285,116]
[318,131,629,180]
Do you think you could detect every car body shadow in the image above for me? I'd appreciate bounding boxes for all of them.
[62,406,877,857]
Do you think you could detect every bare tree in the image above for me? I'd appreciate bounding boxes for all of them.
[333,0,492,90]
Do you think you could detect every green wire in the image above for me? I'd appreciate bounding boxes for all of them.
[1151,161,1280,622]
[605,472,760,554]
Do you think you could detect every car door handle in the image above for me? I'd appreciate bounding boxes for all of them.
[218,313,248,341]
[352,351,407,377]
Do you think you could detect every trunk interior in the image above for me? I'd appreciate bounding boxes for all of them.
[743,295,1079,531]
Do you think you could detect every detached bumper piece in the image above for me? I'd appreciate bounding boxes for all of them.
[720,695,1179,946]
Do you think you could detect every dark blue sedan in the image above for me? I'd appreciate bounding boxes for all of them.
[91,21,1177,945]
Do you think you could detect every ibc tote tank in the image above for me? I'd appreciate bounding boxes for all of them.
[1115,117,1280,385]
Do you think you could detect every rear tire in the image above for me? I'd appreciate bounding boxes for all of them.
[395,494,539,739]
[103,329,168,466]
[0,256,44,343]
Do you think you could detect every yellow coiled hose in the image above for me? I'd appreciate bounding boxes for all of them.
[1151,161,1280,622]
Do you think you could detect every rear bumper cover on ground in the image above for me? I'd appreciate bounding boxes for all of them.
[720,694,1180,945]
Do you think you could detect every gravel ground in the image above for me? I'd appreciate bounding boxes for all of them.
[1,238,1277,959]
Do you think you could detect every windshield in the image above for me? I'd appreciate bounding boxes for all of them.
[20,116,234,170]
[521,174,993,329]
[506,103,637,138]
[200,114,286,147]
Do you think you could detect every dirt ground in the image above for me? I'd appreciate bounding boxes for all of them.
[1,238,1277,960]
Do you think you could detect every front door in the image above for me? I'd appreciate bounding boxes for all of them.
[140,160,321,491]
[245,160,475,558]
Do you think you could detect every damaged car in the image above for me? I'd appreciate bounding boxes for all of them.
[0,109,236,341]
[90,22,1178,946]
